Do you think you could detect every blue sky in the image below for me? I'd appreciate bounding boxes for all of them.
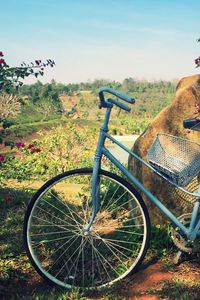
[1,0,200,83]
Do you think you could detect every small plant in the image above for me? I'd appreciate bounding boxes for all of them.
[159,279,200,300]
[149,224,174,257]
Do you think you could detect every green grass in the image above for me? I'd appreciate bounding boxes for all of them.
[0,184,126,299]
[4,118,100,144]
[0,184,199,299]
[149,223,174,257]
[0,187,34,298]
[157,279,200,300]
[6,115,150,142]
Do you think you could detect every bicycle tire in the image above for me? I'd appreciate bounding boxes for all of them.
[23,168,150,290]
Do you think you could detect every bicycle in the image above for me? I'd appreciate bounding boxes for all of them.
[23,87,200,290]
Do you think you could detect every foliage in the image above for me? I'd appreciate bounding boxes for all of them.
[119,117,151,134]
[16,78,175,129]
[157,279,200,300]
[11,81,63,124]
[0,93,21,119]
[0,51,55,93]
[0,124,97,181]
[0,51,55,171]
[149,224,173,257]
[1,185,199,299]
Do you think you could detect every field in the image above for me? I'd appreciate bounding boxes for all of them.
[0,79,199,299]
[1,185,199,299]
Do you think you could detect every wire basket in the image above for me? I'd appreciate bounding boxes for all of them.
[147,134,200,187]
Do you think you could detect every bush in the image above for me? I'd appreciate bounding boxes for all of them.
[0,124,97,181]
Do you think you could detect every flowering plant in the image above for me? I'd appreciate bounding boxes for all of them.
[0,51,55,93]
[194,38,200,67]
[0,51,55,174]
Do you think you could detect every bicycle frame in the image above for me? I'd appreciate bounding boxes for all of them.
[89,106,200,241]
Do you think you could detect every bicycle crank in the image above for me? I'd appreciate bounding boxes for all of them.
[171,213,200,253]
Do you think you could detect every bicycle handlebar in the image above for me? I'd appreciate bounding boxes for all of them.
[98,87,135,111]
[107,98,131,112]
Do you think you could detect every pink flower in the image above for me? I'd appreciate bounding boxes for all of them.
[0,58,5,65]
[4,195,12,201]
[32,147,41,153]
[16,142,25,149]
[28,143,35,149]
[195,57,200,65]
[0,51,4,57]
[0,154,5,162]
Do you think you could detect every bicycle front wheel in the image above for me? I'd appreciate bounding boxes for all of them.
[24,168,150,290]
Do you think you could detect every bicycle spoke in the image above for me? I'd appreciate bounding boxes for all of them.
[97,234,128,270]
[55,237,83,279]
[94,234,141,254]
[107,190,128,212]
[95,233,134,260]
[32,234,75,246]
[31,223,77,228]
[91,238,104,285]
[91,237,95,287]
[119,224,144,228]
[103,184,121,211]
[88,238,120,277]
[82,236,85,287]
[121,214,143,224]
[94,219,144,234]
[41,234,77,270]
[99,180,111,211]
[32,214,79,236]
[108,198,138,214]
[53,235,81,278]
[46,235,78,273]
[33,206,78,229]
[68,238,86,286]
[45,194,84,227]
[30,230,73,237]
[49,190,85,224]
[88,236,113,283]
[96,236,142,245]
[109,229,144,236]
[25,170,149,289]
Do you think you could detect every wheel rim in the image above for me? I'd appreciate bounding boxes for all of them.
[26,171,148,289]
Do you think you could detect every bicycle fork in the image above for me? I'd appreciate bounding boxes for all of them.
[83,153,102,233]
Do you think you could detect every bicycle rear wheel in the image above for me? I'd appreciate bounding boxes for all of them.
[23,168,150,290]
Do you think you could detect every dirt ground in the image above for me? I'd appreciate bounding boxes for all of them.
[16,254,199,300]
[121,255,200,300]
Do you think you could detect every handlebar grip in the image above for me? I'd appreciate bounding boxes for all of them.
[99,87,135,105]
[108,98,131,112]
